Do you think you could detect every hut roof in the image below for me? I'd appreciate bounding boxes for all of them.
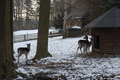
[67,7,86,19]
[85,6,120,28]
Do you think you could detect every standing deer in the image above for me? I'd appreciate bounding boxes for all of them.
[17,43,31,63]
[83,38,93,53]
[77,36,92,53]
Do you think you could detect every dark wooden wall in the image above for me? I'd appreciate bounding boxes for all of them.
[67,29,82,37]
[74,18,82,27]
[113,28,120,54]
[66,19,71,29]
[66,17,82,29]
[91,28,120,54]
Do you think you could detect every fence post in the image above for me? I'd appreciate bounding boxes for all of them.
[24,35,26,41]
[27,32,28,40]
[50,32,53,37]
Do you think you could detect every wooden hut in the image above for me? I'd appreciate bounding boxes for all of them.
[85,6,120,54]
[66,7,86,29]
[67,25,82,37]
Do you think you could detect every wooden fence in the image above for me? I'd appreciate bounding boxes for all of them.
[13,33,61,43]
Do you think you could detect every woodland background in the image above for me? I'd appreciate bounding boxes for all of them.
[13,0,120,31]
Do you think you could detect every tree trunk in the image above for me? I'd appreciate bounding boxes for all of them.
[33,0,52,60]
[10,0,15,61]
[63,0,67,39]
[0,0,17,79]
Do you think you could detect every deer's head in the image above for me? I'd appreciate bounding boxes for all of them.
[84,35,88,40]
[26,43,31,48]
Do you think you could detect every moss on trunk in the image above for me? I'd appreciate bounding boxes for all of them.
[0,0,17,79]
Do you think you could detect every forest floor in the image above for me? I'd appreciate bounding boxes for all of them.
[25,53,120,80]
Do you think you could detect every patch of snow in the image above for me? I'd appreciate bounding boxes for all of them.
[16,67,28,75]
[72,26,81,29]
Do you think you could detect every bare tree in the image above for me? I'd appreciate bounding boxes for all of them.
[63,0,67,38]
[51,0,75,29]
[74,0,101,9]
[13,0,39,31]
[33,0,52,60]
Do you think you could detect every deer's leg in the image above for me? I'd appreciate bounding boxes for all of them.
[86,47,89,53]
[82,45,86,53]
[25,53,28,64]
[82,47,85,53]
[87,47,90,53]
[80,47,82,53]
[79,43,83,53]
[18,56,19,63]
[84,46,88,54]
[77,46,79,53]
[25,54,27,59]
[18,52,22,63]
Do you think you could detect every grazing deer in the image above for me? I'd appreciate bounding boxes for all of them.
[17,43,31,63]
[77,36,92,53]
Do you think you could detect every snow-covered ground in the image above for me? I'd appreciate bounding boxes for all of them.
[14,28,59,35]
[13,30,120,80]
[14,29,38,35]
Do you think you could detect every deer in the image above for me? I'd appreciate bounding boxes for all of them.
[17,43,31,63]
[76,35,92,54]
[83,38,93,53]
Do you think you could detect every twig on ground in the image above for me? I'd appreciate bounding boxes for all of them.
[110,74,120,77]
[26,58,64,70]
